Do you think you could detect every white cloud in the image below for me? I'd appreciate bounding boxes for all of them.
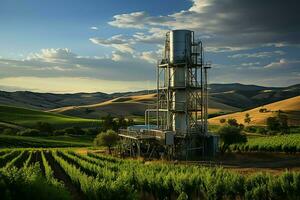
[90,26,98,30]
[0,48,155,83]
[229,51,285,59]
[107,0,300,50]
[264,59,300,69]
[241,62,260,67]
[108,11,171,29]
[27,48,77,61]
[89,35,135,53]
[140,51,159,64]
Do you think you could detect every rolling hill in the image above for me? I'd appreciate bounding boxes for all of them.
[0,105,100,128]
[0,83,299,120]
[49,93,240,119]
[209,95,300,126]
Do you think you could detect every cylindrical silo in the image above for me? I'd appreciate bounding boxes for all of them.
[168,30,192,134]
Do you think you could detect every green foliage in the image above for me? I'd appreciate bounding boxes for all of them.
[0,135,92,147]
[63,126,85,135]
[267,117,281,131]
[17,128,40,136]
[35,122,54,134]
[100,115,134,132]
[2,148,300,199]
[0,164,70,200]
[232,134,300,153]
[0,104,100,128]
[256,127,268,135]
[2,128,15,135]
[266,113,290,134]
[218,125,247,153]
[94,130,119,154]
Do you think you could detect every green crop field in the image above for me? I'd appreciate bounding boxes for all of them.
[232,134,300,153]
[0,105,100,128]
[0,148,299,200]
[0,135,93,148]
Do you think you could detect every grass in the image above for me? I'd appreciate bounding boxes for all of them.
[232,133,300,152]
[0,135,93,148]
[0,104,100,128]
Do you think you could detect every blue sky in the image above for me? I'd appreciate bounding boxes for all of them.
[0,0,299,93]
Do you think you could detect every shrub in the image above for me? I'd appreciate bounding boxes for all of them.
[256,127,268,135]
[245,126,257,133]
[244,113,251,124]
[17,129,40,136]
[52,129,65,136]
[64,127,85,135]
[2,128,15,135]
[227,118,239,127]
[218,126,247,153]
[94,130,119,154]
[35,122,53,134]
[219,118,226,124]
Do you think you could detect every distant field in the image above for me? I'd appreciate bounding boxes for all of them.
[50,93,240,119]
[209,95,300,126]
[0,105,100,128]
[0,135,93,148]
[232,134,300,152]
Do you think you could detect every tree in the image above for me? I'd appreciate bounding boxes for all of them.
[266,112,290,134]
[227,118,239,127]
[218,126,247,153]
[117,116,127,129]
[266,117,281,132]
[244,113,251,125]
[219,118,226,124]
[35,122,53,134]
[93,130,119,154]
[278,113,290,134]
[259,108,268,113]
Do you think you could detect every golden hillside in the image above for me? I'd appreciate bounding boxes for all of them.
[49,93,239,119]
[209,95,300,126]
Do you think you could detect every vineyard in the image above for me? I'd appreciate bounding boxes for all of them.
[1,149,300,200]
[232,134,300,153]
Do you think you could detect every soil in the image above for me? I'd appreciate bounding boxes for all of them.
[14,151,29,168]
[45,152,85,200]
[178,152,300,174]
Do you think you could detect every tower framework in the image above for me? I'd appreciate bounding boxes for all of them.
[118,30,218,159]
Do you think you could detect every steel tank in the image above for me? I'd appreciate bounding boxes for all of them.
[168,30,192,134]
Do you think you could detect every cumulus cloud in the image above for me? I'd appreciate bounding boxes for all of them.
[90,35,135,53]
[108,11,171,29]
[27,48,77,61]
[108,0,300,50]
[0,48,155,82]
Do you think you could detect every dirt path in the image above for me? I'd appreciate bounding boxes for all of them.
[45,152,85,200]
[177,152,300,174]
[57,151,96,176]
[14,151,29,168]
